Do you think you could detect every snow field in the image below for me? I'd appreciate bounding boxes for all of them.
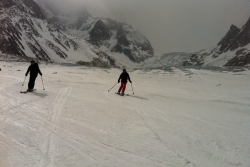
[0,62,249,167]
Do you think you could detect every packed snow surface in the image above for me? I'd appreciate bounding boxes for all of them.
[0,62,249,167]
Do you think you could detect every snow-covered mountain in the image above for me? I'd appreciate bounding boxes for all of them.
[183,17,250,67]
[141,52,191,68]
[0,0,154,68]
[35,0,154,63]
[0,0,103,65]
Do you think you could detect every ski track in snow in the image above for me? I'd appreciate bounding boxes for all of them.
[0,77,103,167]
[48,83,73,123]
[39,83,73,167]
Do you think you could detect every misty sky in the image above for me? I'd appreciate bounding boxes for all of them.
[46,0,250,53]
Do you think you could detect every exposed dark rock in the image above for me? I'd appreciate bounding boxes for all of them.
[0,17,26,58]
[230,17,250,50]
[76,58,110,68]
[0,0,15,8]
[218,25,240,52]
[50,33,68,51]
[89,20,111,45]
[105,18,120,30]
[235,48,248,56]
[45,40,67,59]
[225,48,250,66]
[113,23,154,63]
[68,39,79,50]
[23,0,45,19]
[26,42,50,61]
[218,17,250,52]
[88,49,117,67]
[48,17,66,31]
[19,18,41,37]
[183,53,204,66]
[98,51,117,67]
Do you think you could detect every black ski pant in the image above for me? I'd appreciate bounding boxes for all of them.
[28,75,37,89]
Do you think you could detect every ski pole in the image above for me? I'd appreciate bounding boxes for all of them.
[41,76,45,90]
[108,83,118,92]
[131,83,134,94]
[22,76,26,86]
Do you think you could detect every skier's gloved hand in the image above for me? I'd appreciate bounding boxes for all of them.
[130,81,132,83]
[118,80,120,83]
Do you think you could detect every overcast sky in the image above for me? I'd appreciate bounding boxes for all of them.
[45,0,250,53]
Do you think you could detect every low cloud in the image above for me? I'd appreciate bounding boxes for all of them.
[37,0,250,53]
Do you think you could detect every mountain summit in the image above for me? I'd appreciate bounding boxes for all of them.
[36,0,154,63]
[183,17,250,67]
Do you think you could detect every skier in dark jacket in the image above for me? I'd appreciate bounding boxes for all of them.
[117,69,132,95]
[25,60,42,92]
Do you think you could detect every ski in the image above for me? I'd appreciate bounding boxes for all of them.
[20,91,29,94]
[115,92,129,96]
[20,89,36,94]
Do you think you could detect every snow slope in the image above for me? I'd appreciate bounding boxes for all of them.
[0,62,249,167]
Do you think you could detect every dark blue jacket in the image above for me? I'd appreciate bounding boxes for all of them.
[118,72,131,83]
[26,63,42,77]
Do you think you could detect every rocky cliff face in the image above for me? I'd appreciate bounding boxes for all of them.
[112,23,154,63]
[225,48,250,66]
[35,0,154,63]
[89,20,111,45]
[183,17,250,67]
[217,25,240,52]
[0,0,47,60]
[229,18,250,51]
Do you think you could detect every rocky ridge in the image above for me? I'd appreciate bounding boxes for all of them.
[183,17,250,67]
